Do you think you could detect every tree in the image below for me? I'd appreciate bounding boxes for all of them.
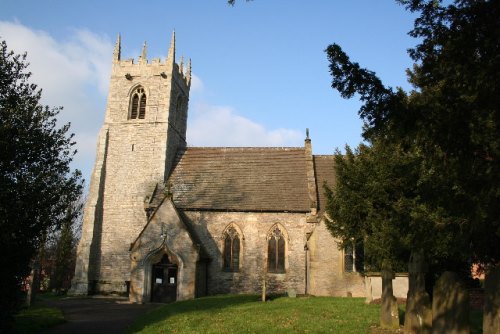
[325,0,499,272]
[52,198,84,293]
[326,142,416,272]
[0,39,83,331]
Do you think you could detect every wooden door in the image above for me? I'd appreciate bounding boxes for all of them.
[151,254,177,303]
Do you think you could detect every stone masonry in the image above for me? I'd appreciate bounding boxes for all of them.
[70,33,408,302]
[71,32,190,295]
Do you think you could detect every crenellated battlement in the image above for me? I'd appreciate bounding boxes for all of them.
[111,32,191,90]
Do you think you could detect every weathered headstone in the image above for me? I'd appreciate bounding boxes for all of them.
[483,266,500,334]
[432,271,469,334]
[287,288,297,298]
[404,251,432,334]
[380,263,400,330]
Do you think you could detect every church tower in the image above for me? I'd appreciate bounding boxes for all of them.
[71,32,191,295]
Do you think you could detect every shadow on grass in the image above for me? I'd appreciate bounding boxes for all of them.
[14,305,65,334]
[129,294,261,332]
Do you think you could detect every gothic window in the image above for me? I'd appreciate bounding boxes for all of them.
[267,227,285,273]
[344,240,364,273]
[344,243,354,272]
[129,87,146,119]
[223,226,240,272]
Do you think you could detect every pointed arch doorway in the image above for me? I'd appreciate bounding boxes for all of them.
[151,253,178,303]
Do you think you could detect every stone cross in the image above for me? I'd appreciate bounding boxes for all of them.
[404,251,432,334]
[380,265,400,330]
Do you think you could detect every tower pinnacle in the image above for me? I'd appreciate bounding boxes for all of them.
[140,41,147,62]
[168,30,176,63]
[113,34,121,61]
[186,59,192,86]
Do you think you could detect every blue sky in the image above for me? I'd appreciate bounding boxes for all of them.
[1,1,418,185]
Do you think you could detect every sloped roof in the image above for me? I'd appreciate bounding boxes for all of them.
[313,155,336,216]
[168,147,311,212]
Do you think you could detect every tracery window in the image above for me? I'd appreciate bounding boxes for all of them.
[267,227,285,273]
[130,86,146,119]
[223,226,240,272]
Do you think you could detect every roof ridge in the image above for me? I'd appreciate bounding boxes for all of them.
[183,146,305,150]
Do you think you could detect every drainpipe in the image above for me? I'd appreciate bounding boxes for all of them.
[304,244,309,295]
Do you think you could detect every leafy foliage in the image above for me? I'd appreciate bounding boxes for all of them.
[0,39,83,330]
[325,0,499,271]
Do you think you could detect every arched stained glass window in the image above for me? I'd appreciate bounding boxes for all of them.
[223,226,240,272]
[267,227,285,273]
[129,86,146,119]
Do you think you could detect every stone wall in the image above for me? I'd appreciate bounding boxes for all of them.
[183,211,312,296]
[365,274,409,301]
[130,200,200,303]
[307,220,365,297]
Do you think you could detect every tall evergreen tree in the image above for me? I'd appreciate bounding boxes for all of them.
[325,0,499,270]
[0,39,83,331]
[52,200,83,293]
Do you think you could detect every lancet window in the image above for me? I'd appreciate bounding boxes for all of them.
[130,86,146,119]
[267,226,286,273]
[223,226,240,272]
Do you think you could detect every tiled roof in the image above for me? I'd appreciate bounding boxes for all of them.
[313,155,336,216]
[168,147,311,212]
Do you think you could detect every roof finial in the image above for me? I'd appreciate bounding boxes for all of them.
[168,30,176,63]
[113,33,121,61]
[186,58,192,86]
[140,41,147,62]
[180,55,184,75]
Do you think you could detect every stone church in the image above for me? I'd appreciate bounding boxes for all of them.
[70,33,406,303]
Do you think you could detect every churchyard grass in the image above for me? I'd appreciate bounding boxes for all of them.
[13,304,65,333]
[128,294,380,333]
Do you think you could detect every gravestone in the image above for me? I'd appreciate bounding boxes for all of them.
[483,266,500,334]
[432,271,469,334]
[287,288,297,298]
[380,264,400,330]
[404,251,432,334]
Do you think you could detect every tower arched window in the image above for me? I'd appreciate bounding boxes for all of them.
[267,226,286,273]
[223,226,240,272]
[129,87,146,119]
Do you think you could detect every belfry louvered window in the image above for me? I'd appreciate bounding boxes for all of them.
[130,87,146,119]
[267,227,285,273]
[223,226,240,272]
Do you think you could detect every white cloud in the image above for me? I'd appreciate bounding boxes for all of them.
[190,73,204,93]
[0,21,303,183]
[187,102,303,147]
[0,20,113,184]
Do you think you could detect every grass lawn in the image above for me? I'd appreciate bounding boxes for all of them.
[129,294,381,334]
[13,304,65,333]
